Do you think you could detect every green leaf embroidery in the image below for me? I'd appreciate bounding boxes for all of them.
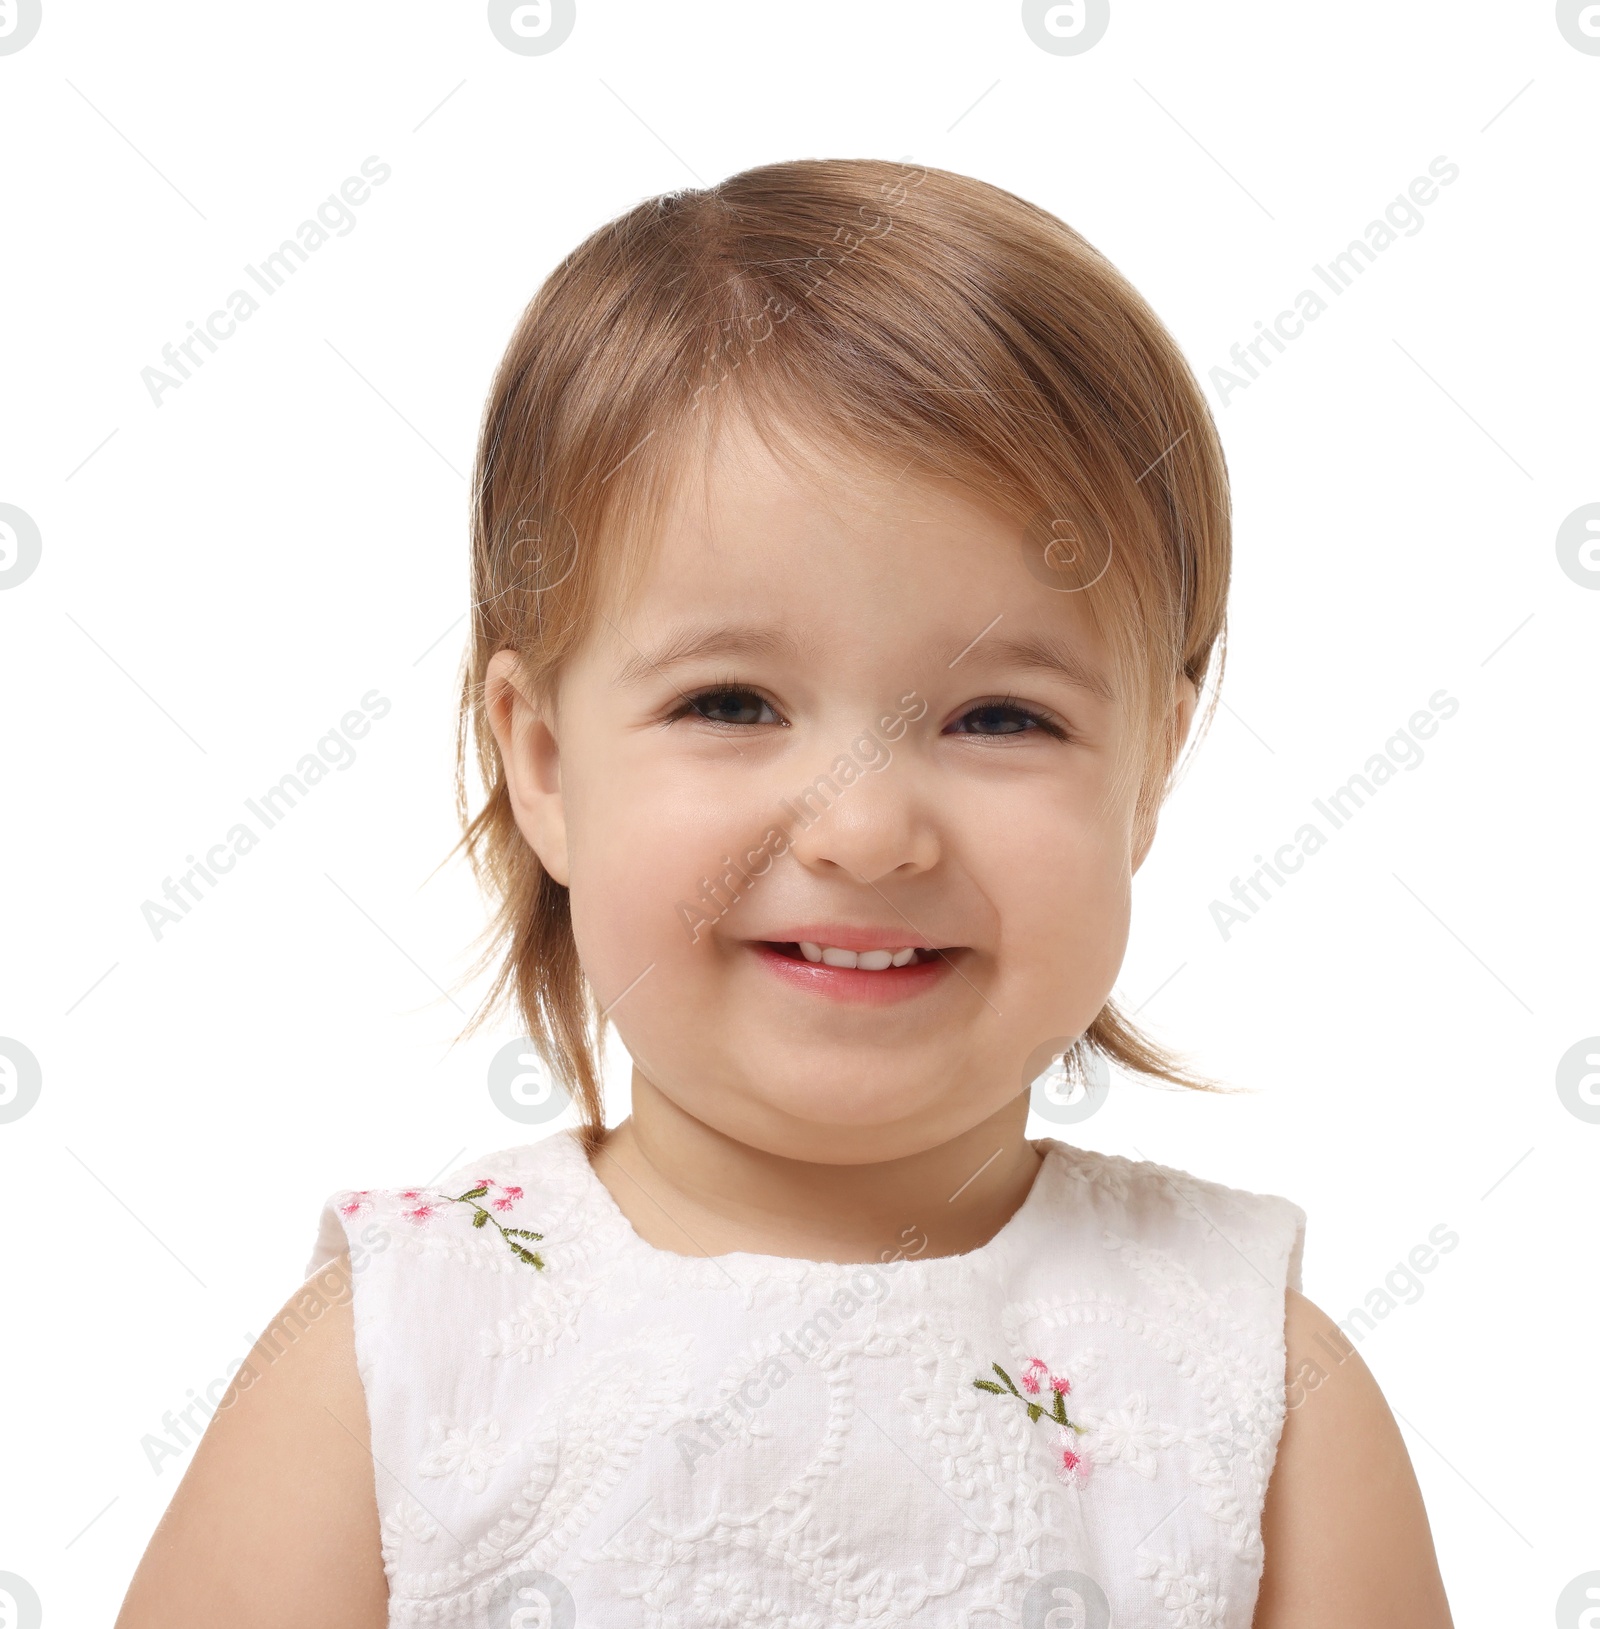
[434,1185,547,1270]
[973,1358,1084,1439]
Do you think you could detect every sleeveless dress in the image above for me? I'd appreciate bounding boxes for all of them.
[306,1131,1306,1629]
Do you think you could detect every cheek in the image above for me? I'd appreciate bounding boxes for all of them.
[562,763,770,1002]
[989,791,1134,985]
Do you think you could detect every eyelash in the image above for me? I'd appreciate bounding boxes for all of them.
[666,682,788,730]
[666,684,1071,742]
[951,690,1075,742]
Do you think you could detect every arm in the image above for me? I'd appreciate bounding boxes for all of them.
[1253,1288,1453,1628]
[115,1251,388,1628]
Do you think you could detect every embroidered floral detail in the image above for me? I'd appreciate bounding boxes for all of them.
[382,1491,441,1545]
[417,1413,510,1494]
[338,1189,372,1217]
[481,1274,589,1362]
[1055,1429,1091,1487]
[398,1181,545,1268]
[1085,1391,1175,1480]
[974,1358,1092,1485]
[1134,1546,1228,1627]
[690,1570,782,1626]
[1020,1355,1073,1397]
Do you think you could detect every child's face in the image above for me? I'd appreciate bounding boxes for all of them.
[491,414,1194,1164]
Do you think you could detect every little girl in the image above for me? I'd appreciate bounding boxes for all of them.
[118,159,1453,1628]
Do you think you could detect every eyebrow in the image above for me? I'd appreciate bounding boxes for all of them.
[611,619,1114,702]
[959,630,1116,703]
[612,623,806,688]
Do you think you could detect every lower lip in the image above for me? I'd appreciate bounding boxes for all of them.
[749,943,956,1006]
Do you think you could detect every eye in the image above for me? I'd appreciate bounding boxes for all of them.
[945,699,1068,740]
[672,686,786,728]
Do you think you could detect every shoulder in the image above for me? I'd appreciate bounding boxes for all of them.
[304,1131,586,1278]
[1038,1138,1307,1290]
[115,1252,386,1628]
[1040,1136,1302,1221]
[117,1137,586,1624]
[1252,1288,1454,1628]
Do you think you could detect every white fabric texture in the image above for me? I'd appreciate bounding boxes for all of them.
[307,1130,1306,1628]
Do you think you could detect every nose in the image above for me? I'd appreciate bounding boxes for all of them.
[780,755,940,886]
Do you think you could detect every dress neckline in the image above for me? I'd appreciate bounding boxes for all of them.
[544,1126,1064,1280]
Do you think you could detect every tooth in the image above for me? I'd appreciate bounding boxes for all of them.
[891,947,916,967]
[799,942,823,963]
[857,950,892,971]
[820,946,858,968]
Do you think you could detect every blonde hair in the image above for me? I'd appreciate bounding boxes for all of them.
[452,158,1234,1148]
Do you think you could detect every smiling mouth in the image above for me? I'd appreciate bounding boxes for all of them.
[749,938,962,1005]
[761,941,953,971]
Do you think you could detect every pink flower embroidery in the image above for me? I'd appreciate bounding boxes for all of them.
[386,1180,545,1269]
[974,1360,1090,1484]
[1056,1432,1092,1487]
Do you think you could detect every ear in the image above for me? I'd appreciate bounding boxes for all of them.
[484,648,570,886]
[1130,672,1199,875]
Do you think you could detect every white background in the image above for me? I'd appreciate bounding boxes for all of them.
[1,2,1595,1623]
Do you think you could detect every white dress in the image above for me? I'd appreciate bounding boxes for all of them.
[307,1130,1305,1629]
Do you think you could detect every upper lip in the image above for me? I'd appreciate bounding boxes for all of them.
[751,925,952,952]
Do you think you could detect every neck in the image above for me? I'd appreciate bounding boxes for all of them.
[589,1075,1044,1264]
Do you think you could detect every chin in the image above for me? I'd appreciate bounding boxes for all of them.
[715,1072,981,1159]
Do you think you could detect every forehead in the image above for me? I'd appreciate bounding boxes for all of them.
[600,413,1112,677]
